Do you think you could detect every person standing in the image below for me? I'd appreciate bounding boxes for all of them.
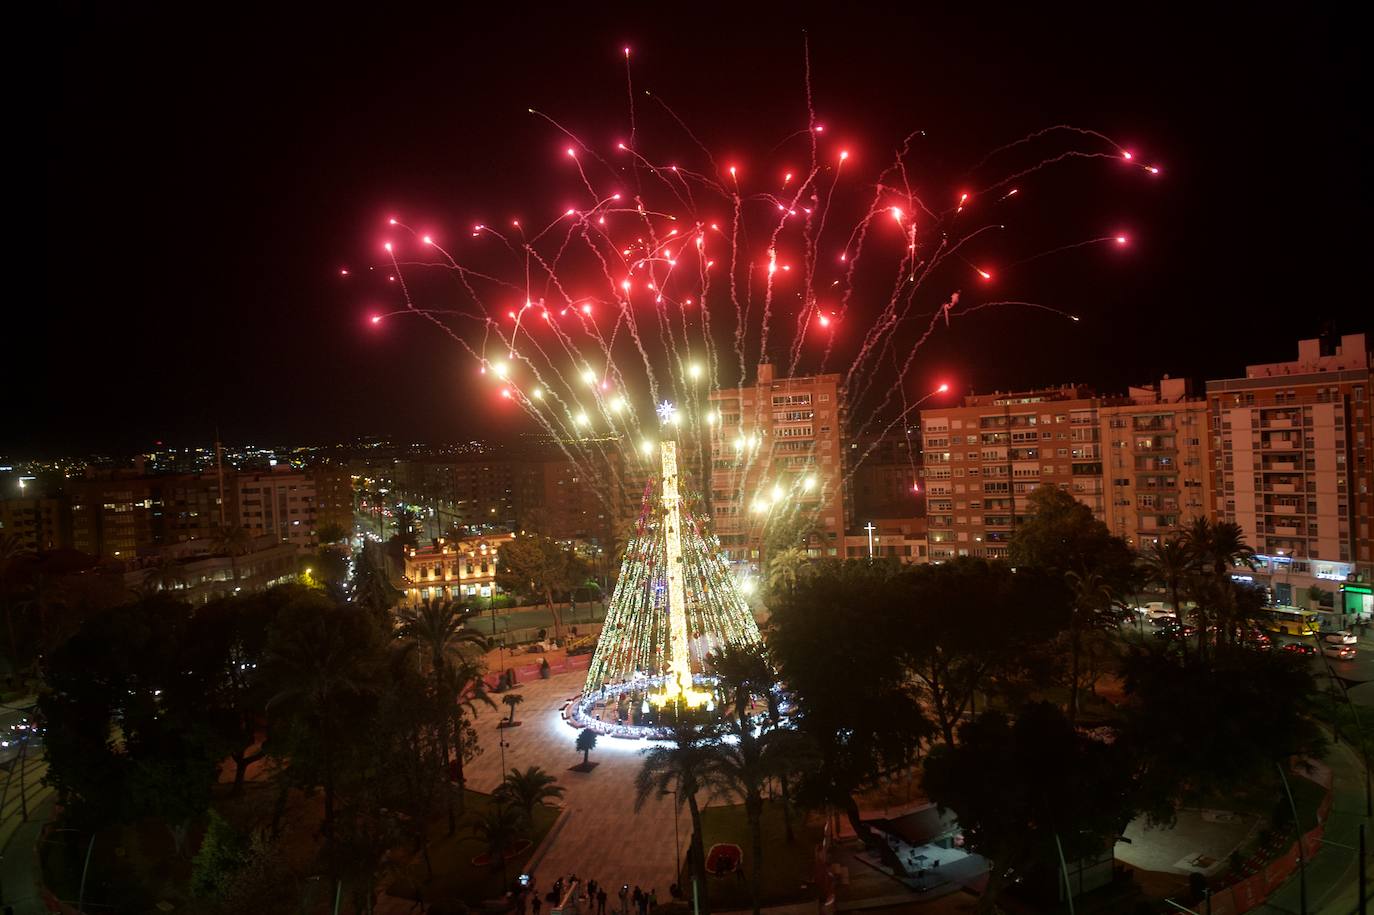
[597,886,608,915]
[532,894,542,915]
[618,884,629,915]
[631,886,642,915]
[648,889,657,913]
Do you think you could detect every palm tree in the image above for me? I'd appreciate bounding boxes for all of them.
[264,611,376,834]
[635,723,726,915]
[350,547,402,619]
[470,803,525,883]
[766,545,808,596]
[708,725,815,915]
[575,728,597,768]
[447,657,496,818]
[397,598,491,833]
[708,642,777,724]
[1183,518,1257,649]
[397,598,488,669]
[143,556,186,593]
[495,766,565,824]
[1063,569,1115,726]
[1141,536,1193,625]
[212,525,252,587]
[502,692,524,724]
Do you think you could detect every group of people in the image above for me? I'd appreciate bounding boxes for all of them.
[517,874,661,915]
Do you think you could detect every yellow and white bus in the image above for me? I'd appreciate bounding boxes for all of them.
[1266,607,1320,637]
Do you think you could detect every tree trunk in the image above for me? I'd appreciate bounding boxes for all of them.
[844,795,906,875]
[687,795,712,915]
[779,775,795,842]
[582,748,590,766]
[547,590,563,640]
[231,749,264,794]
[1068,622,1082,727]
[747,793,764,915]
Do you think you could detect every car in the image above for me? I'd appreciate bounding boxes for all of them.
[1242,631,1272,650]
[1281,642,1317,656]
[1322,643,1357,660]
[1150,614,1180,629]
[1324,630,1357,645]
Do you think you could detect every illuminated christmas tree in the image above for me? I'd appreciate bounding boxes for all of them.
[582,439,762,709]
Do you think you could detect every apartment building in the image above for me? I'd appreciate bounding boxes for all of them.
[1207,334,1372,614]
[312,465,355,535]
[232,468,321,550]
[848,431,925,521]
[920,386,1103,561]
[1099,377,1210,548]
[707,364,847,565]
[0,496,68,552]
[69,472,219,559]
[391,458,517,532]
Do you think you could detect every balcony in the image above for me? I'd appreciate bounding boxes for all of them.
[1267,482,1297,494]
[1263,417,1294,429]
[1264,462,1298,472]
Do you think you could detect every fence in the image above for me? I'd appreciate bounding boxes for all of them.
[1185,759,1334,915]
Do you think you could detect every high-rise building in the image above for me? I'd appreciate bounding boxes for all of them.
[232,467,321,550]
[707,364,847,565]
[311,465,355,535]
[847,430,925,522]
[1099,377,1211,549]
[392,457,516,533]
[920,386,1103,561]
[512,453,616,544]
[69,471,225,559]
[0,496,68,552]
[1206,334,1372,614]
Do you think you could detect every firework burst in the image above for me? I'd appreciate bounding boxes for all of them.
[347,45,1160,541]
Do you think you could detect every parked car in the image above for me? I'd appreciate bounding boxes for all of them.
[1281,642,1317,656]
[1322,643,1357,660]
[1324,630,1357,645]
[1242,630,1272,650]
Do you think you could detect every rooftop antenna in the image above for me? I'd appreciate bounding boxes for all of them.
[214,427,226,527]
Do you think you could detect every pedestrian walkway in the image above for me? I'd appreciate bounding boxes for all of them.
[0,795,56,915]
[459,666,685,895]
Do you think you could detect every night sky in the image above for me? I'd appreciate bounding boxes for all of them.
[31,7,1369,455]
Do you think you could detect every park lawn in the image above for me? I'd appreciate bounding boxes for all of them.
[41,816,197,914]
[698,800,824,911]
[387,789,560,906]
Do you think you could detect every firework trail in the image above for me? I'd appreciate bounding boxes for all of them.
[348,45,1159,553]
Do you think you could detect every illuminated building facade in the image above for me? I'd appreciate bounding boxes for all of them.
[707,363,847,564]
[1207,333,1373,616]
[920,386,1104,561]
[1099,377,1211,549]
[400,531,514,604]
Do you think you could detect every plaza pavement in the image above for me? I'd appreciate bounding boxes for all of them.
[464,659,689,896]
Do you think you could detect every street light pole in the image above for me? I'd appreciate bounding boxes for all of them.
[1276,762,1308,915]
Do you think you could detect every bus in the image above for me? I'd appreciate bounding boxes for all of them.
[1266,607,1319,637]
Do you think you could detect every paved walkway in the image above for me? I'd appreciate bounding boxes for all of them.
[0,795,55,914]
[464,665,688,896]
